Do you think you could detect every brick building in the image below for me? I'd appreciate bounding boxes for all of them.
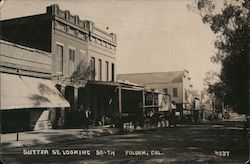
[0,5,117,127]
[0,40,70,133]
[0,4,172,128]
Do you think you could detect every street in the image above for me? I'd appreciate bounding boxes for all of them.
[1,125,249,164]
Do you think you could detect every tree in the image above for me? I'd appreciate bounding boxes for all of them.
[189,0,250,115]
[203,71,220,90]
[70,60,95,87]
[56,60,95,88]
[203,71,224,101]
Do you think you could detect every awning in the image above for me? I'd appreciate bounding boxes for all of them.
[121,87,143,91]
[1,73,70,110]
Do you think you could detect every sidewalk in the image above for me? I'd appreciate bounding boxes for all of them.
[1,126,119,149]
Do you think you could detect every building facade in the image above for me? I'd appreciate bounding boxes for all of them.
[0,5,117,127]
[0,5,117,85]
[0,5,173,128]
[117,70,194,109]
[0,40,70,133]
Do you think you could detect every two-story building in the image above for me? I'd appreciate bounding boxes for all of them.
[0,4,117,127]
[0,40,70,133]
[117,70,194,110]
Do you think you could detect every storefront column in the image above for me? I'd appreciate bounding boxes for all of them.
[59,86,66,126]
[142,89,145,107]
[152,90,155,105]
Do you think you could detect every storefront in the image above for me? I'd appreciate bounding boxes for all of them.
[63,80,146,127]
[0,73,70,133]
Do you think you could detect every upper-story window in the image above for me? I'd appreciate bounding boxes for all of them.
[106,61,109,81]
[111,63,115,82]
[69,48,75,75]
[185,90,188,100]
[173,88,178,97]
[98,59,102,81]
[90,57,95,80]
[56,44,63,74]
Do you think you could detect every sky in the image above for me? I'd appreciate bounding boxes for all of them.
[0,0,221,90]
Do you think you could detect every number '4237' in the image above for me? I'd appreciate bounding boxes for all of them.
[214,151,230,157]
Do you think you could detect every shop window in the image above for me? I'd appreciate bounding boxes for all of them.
[56,44,63,74]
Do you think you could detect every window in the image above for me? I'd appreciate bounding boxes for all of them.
[56,44,63,73]
[185,90,188,100]
[98,59,102,81]
[106,61,109,81]
[111,63,115,82]
[69,48,75,75]
[173,88,178,97]
[90,57,95,80]
[163,88,168,94]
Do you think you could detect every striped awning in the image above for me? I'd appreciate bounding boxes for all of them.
[0,73,70,110]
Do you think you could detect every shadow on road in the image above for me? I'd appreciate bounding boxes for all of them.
[1,126,249,163]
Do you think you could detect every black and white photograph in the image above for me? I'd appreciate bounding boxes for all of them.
[0,0,249,163]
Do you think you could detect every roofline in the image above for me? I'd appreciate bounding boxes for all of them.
[0,13,46,22]
[117,70,188,76]
[87,80,166,94]
[0,39,50,56]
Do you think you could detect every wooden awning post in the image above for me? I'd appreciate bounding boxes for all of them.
[118,85,122,113]
[142,89,145,107]
[152,90,155,106]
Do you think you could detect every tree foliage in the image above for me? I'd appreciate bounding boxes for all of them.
[70,60,95,87]
[193,0,250,114]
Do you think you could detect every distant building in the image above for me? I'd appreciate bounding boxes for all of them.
[117,70,194,110]
[0,40,70,133]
